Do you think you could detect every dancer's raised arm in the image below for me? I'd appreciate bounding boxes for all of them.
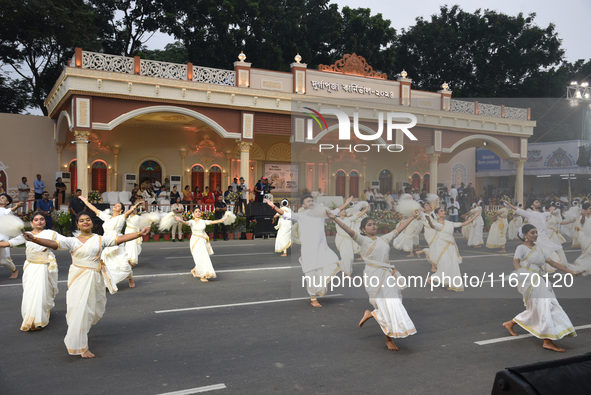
[326,210,355,238]
[79,196,101,215]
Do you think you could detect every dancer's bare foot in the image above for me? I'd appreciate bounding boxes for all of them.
[190,268,197,278]
[431,265,437,273]
[81,350,95,358]
[356,257,364,261]
[200,278,209,282]
[416,250,424,258]
[359,310,373,327]
[9,269,18,279]
[129,262,137,267]
[543,339,565,352]
[503,320,518,336]
[405,252,414,258]
[498,249,506,253]
[128,278,135,288]
[474,245,481,249]
[385,335,399,351]
[311,299,322,308]
[280,253,287,257]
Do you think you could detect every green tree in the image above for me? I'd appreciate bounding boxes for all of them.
[0,73,29,113]
[0,0,99,115]
[393,6,564,97]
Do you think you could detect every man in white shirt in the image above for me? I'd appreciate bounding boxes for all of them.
[230,178,239,192]
[448,197,460,231]
[18,177,30,203]
[449,185,458,202]
[152,178,161,195]
[236,177,250,214]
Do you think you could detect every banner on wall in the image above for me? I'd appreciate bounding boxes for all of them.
[264,163,299,193]
[476,140,591,176]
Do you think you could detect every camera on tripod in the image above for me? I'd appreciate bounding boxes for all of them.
[263,184,275,194]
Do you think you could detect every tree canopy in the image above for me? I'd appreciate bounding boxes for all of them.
[0,1,589,141]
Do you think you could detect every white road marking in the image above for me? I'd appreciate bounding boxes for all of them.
[155,294,344,314]
[157,383,227,395]
[159,244,255,249]
[165,252,275,259]
[475,324,591,345]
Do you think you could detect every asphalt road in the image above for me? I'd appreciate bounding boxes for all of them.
[1,235,590,395]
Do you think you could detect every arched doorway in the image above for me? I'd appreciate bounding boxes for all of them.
[91,160,107,193]
[379,170,392,194]
[335,170,346,197]
[69,160,77,193]
[423,173,430,193]
[139,160,162,186]
[209,165,222,191]
[191,164,205,192]
[411,173,421,190]
[349,170,359,198]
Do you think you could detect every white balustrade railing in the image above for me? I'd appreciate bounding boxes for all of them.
[451,99,476,114]
[479,103,502,118]
[504,106,528,120]
[193,65,235,86]
[82,51,134,74]
[140,59,187,80]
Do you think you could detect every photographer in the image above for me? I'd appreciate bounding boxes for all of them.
[236,177,249,214]
[254,177,267,202]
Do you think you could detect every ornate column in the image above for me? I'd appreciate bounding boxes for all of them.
[225,152,233,188]
[111,147,119,191]
[514,159,526,205]
[238,142,252,187]
[56,144,64,171]
[180,150,187,188]
[107,168,112,192]
[362,158,367,191]
[74,131,90,197]
[427,154,440,194]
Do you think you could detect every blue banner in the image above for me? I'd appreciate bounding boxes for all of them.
[476,148,501,171]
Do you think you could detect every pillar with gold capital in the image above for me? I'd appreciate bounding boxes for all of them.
[238,142,252,188]
[427,154,440,194]
[514,159,526,205]
[112,147,119,191]
[180,150,187,188]
[225,152,233,189]
[74,131,90,197]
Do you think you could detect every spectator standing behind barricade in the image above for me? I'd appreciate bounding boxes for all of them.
[223,186,233,203]
[182,185,193,207]
[33,174,45,209]
[55,177,66,205]
[466,182,476,208]
[254,177,265,202]
[448,198,460,232]
[18,177,30,205]
[171,197,185,242]
[230,178,239,192]
[213,195,228,241]
[449,184,458,203]
[37,191,54,229]
[69,189,86,232]
[237,177,249,214]
[152,178,161,196]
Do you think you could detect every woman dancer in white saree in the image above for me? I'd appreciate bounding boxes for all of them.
[175,207,228,282]
[502,224,582,352]
[425,207,477,291]
[273,200,292,257]
[467,202,484,248]
[24,212,149,358]
[486,206,509,252]
[81,197,142,288]
[328,209,421,351]
[0,212,64,331]
[507,203,524,241]
[124,207,143,266]
[415,199,440,272]
[569,202,591,275]
[334,203,369,276]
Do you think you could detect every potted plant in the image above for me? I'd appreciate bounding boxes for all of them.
[161,226,171,241]
[246,219,256,239]
[182,223,192,240]
[150,223,160,242]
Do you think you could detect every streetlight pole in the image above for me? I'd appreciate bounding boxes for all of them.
[566,81,591,206]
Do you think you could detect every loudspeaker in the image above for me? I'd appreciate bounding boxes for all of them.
[246,202,275,217]
[491,352,591,395]
[250,216,277,237]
